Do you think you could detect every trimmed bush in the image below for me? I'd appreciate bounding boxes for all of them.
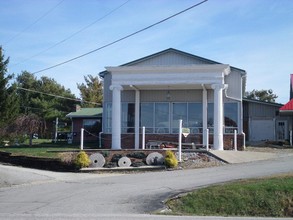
[74,151,90,169]
[164,150,178,168]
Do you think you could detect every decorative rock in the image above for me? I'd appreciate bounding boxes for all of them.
[126,152,146,159]
[89,153,105,168]
[146,152,164,165]
[104,162,117,168]
[111,154,123,163]
[132,161,146,167]
[118,156,131,167]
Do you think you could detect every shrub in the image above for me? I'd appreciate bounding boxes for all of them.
[165,150,178,168]
[74,151,90,169]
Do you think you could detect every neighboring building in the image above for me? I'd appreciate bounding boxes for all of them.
[243,98,291,142]
[278,74,293,143]
[66,107,102,142]
[99,48,247,150]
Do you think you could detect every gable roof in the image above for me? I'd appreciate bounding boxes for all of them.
[279,99,293,113]
[122,48,246,73]
[99,48,247,78]
[66,108,102,118]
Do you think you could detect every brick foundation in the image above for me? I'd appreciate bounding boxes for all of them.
[102,133,245,151]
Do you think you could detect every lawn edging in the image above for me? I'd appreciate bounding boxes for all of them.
[0,151,75,171]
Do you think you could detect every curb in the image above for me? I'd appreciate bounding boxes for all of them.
[80,165,166,172]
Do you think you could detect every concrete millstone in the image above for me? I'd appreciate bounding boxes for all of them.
[118,156,131,167]
[89,153,105,168]
[146,152,164,165]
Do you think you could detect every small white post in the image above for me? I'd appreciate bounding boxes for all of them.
[234,130,237,151]
[80,128,84,150]
[290,130,292,146]
[54,117,58,143]
[178,119,182,162]
[242,132,246,150]
[142,126,145,150]
[206,129,209,151]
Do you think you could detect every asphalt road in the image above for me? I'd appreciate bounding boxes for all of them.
[1,154,293,220]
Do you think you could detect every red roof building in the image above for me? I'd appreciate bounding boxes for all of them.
[280,99,293,113]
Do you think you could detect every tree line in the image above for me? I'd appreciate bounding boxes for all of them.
[0,46,278,145]
[0,46,103,144]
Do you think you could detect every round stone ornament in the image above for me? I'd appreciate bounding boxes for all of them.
[118,156,132,167]
[89,153,105,168]
[146,152,164,165]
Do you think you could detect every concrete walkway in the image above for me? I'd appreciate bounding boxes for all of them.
[209,150,279,164]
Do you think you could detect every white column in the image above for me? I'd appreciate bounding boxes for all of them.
[134,89,140,149]
[110,85,123,150]
[202,85,208,148]
[211,84,226,150]
[80,128,84,150]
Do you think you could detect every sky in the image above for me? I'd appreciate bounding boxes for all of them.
[0,0,292,104]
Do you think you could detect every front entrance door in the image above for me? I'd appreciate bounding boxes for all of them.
[276,121,287,141]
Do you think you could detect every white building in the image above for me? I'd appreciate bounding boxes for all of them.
[99,48,247,150]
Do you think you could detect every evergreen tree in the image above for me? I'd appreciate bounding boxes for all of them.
[77,74,103,107]
[0,46,17,126]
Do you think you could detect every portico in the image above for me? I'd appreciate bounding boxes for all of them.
[99,48,246,151]
[106,65,230,150]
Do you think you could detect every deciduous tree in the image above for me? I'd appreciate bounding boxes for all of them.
[5,114,43,146]
[15,72,78,137]
[245,89,278,103]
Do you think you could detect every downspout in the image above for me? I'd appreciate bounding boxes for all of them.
[223,75,246,148]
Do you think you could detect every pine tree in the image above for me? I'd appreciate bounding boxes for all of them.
[77,74,103,107]
[0,46,16,126]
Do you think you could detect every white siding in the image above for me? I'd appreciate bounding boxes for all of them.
[103,73,112,102]
[249,102,278,119]
[140,90,202,102]
[131,52,211,66]
[250,119,275,141]
[225,69,242,100]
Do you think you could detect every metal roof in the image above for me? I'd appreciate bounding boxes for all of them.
[280,99,293,112]
[66,108,102,118]
[243,98,283,107]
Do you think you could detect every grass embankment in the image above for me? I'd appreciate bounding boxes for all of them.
[0,139,97,158]
[167,174,293,217]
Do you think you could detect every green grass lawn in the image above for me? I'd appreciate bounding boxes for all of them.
[167,174,293,217]
[0,139,99,158]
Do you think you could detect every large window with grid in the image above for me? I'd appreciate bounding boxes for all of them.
[104,102,238,134]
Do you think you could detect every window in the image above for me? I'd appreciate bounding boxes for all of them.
[105,103,112,133]
[155,103,170,133]
[188,103,202,133]
[141,103,170,134]
[207,103,214,127]
[140,103,154,133]
[83,119,101,134]
[122,103,135,133]
[224,103,238,133]
[172,103,187,133]
[105,101,225,135]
